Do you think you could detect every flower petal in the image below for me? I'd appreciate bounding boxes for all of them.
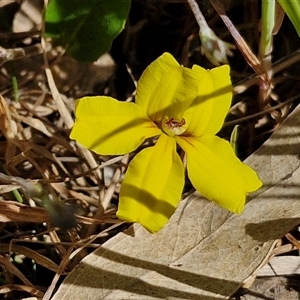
[176,135,262,213]
[70,96,160,155]
[184,65,232,137]
[117,134,184,233]
[136,52,200,123]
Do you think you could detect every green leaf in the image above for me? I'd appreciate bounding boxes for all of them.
[45,0,131,62]
[277,0,300,37]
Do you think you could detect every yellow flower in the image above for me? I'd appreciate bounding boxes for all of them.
[70,52,262,233]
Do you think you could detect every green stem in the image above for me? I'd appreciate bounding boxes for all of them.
[11,75,19,102]
[259,0,275,61]
[7,62,19,102]
[0,163,23,203]
[258,0,276,108]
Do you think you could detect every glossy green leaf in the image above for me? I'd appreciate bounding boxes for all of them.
[45,0,131,62]
[277,0,300,37]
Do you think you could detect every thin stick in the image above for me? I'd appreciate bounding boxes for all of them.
[209,0,266,77]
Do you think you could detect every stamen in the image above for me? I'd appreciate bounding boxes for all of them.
[165,118,186,129]
[162,117,187,136]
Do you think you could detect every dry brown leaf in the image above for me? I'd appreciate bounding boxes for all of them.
[0,255,34,287]
[0,94,19,144]
[0,200,49,223]
[0,184,21,193]
[0,244,60,273]
[51,103,300,299]
[209,0,266,77]
[0,198,113,227]
[51,182,99,207]
[12,114,53,138]
[0,284,43,298]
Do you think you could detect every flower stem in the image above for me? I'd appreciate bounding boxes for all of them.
[186,0,208,29]
[186,0,234,65]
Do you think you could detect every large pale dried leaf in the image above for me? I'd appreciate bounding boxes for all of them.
[52,104,300,300]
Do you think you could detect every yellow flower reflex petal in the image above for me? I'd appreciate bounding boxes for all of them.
[117,134,184,233]
[136,52,200,123]
[70,96,161,155]
[176,135,262,213]
[184,65,232,137]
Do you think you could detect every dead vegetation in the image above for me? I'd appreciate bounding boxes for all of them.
[0,0,299,299]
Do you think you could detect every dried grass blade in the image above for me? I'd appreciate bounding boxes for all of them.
[209,0,266,77]
[0,244,60,273]
[0,200,48,223]
[0,254,34,287]
[0,283,43,297]
[0,184,21,193]
[0,94,19,145]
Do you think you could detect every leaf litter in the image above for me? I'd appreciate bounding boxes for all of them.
[0,0,300,299]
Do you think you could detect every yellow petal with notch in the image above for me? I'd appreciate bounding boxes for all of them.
[136,52,200,123]
[70,96,161,155]
[176,135,262,213]
[184,65,232,137]
[117,134,184,233]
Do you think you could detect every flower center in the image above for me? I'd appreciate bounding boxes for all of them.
[162,117,187,137]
